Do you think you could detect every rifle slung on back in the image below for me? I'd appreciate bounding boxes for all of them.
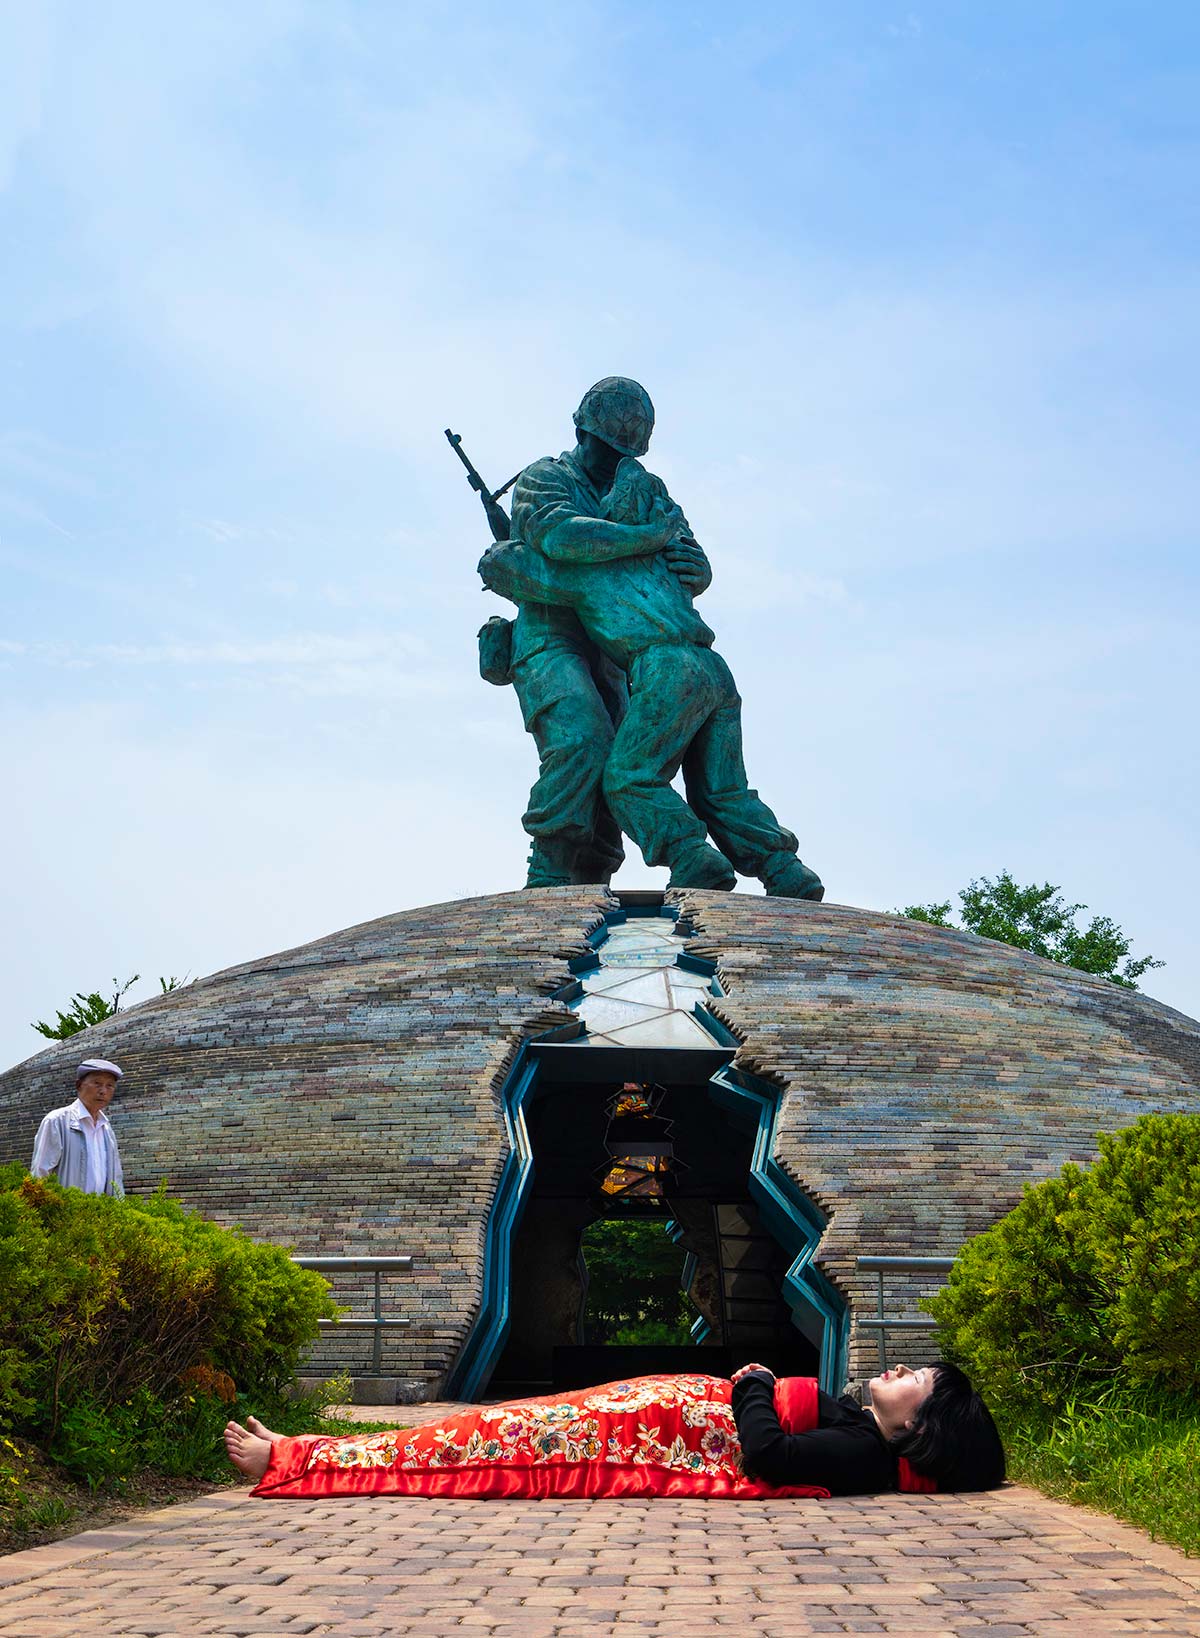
[444,429,518,543]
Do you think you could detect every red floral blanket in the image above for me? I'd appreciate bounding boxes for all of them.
[252,1372,830,1501]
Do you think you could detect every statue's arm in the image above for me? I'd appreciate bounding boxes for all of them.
[539,512,678,564]
[478,541,579,610]
[515,459,681,564]
[608,463,709,592]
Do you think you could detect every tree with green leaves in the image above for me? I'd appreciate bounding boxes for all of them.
[926,1114,1200,1409]
[31,974,190,1041]
[581,1218,694,1344]
[901,871,1162,989]
[31,977,140,1041]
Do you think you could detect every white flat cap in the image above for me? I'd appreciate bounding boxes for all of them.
[76,1058,123,1083]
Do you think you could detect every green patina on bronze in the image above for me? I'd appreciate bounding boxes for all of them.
[456,378,823,900]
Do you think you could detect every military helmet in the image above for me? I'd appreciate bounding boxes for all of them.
[573,376,655,458]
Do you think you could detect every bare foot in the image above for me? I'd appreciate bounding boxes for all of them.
[246,1415,281,1443]
[223,1420,273,1481]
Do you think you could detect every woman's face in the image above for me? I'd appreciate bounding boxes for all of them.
[868,1364,937,1430]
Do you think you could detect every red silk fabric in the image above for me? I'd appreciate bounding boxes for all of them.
[771,1372,819,1436]
[250,1372,936,1499]
[252,1372,830,1501]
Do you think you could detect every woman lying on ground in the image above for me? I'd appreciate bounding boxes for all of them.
[224,1356,1001,1506]
[224,1359,1005,1502]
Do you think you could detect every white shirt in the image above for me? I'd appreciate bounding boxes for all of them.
[73,1099,110,1194]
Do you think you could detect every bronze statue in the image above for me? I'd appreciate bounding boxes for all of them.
[452,379,823,898]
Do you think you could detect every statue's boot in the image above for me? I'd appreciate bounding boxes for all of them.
[524,837,579,889]
[761,852,825,901]
[667,842,737,892]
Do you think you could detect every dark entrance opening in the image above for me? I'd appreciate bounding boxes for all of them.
[489,1071,821,1396]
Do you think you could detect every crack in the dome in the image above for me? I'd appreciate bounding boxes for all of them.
[559,907,732,1052]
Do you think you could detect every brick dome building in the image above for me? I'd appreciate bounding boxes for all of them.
[2,889,1196,1400]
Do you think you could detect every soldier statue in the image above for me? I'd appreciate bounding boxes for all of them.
[462,377,824,900]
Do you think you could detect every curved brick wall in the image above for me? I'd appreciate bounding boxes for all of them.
[0,889,609,1394]
[2,889,1196,1391]
[672,892,1200,1378]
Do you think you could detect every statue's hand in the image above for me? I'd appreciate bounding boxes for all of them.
[478,542,521,602]
[478,543,510,590]
[663,535,712,594]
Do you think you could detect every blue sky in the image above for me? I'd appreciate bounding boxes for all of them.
[2,1,1197,1071]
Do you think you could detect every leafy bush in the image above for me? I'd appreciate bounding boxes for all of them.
[0,1164,337,1485]
[581,1219,694,1344]
[927,1114,1200,1411]
[51,1384,324,1489]
[31,975,139,1040]
[610,1319,693,1345]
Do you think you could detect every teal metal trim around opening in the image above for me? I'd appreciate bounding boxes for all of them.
[443,1044,540,1400]
[445,906,848,1400]
[708,1065,850,1394]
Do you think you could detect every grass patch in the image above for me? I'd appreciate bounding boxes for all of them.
[0,1433,229,1553]
[1000,1385,1200,1557]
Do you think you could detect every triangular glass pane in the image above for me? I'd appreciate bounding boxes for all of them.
[576,995,673,1032]
[593,970,674,1008]
[599,1013,719,1049]
[581,963,672,996]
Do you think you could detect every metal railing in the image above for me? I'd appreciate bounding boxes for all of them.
[292,1255,413,1375]
[855,1256,956,1372]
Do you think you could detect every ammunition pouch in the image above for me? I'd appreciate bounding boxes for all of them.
[478,615,514,686]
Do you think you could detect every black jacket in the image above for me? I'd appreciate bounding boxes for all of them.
[731,1372,897,1496]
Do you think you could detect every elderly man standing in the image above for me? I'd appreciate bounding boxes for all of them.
[31,1058,125,1196]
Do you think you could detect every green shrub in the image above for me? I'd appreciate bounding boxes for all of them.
[581,1219,694,1344]
[54,1397,145,1490]
[927,1113,1200,1411]
[0,1167,336,1457]
[609,1319,693,1345]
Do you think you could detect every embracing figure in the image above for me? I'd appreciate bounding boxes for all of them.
[478,377,824,898]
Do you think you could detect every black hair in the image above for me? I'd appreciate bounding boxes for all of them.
[889,1361,1006,1491]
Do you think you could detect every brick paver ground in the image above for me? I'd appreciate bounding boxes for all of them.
[1,1405,1197,1637]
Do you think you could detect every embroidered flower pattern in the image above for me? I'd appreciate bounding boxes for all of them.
[309,1373,744,1479]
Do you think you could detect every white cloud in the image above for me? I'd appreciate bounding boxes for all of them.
[0,489,74,538]
[886,14,923,39]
